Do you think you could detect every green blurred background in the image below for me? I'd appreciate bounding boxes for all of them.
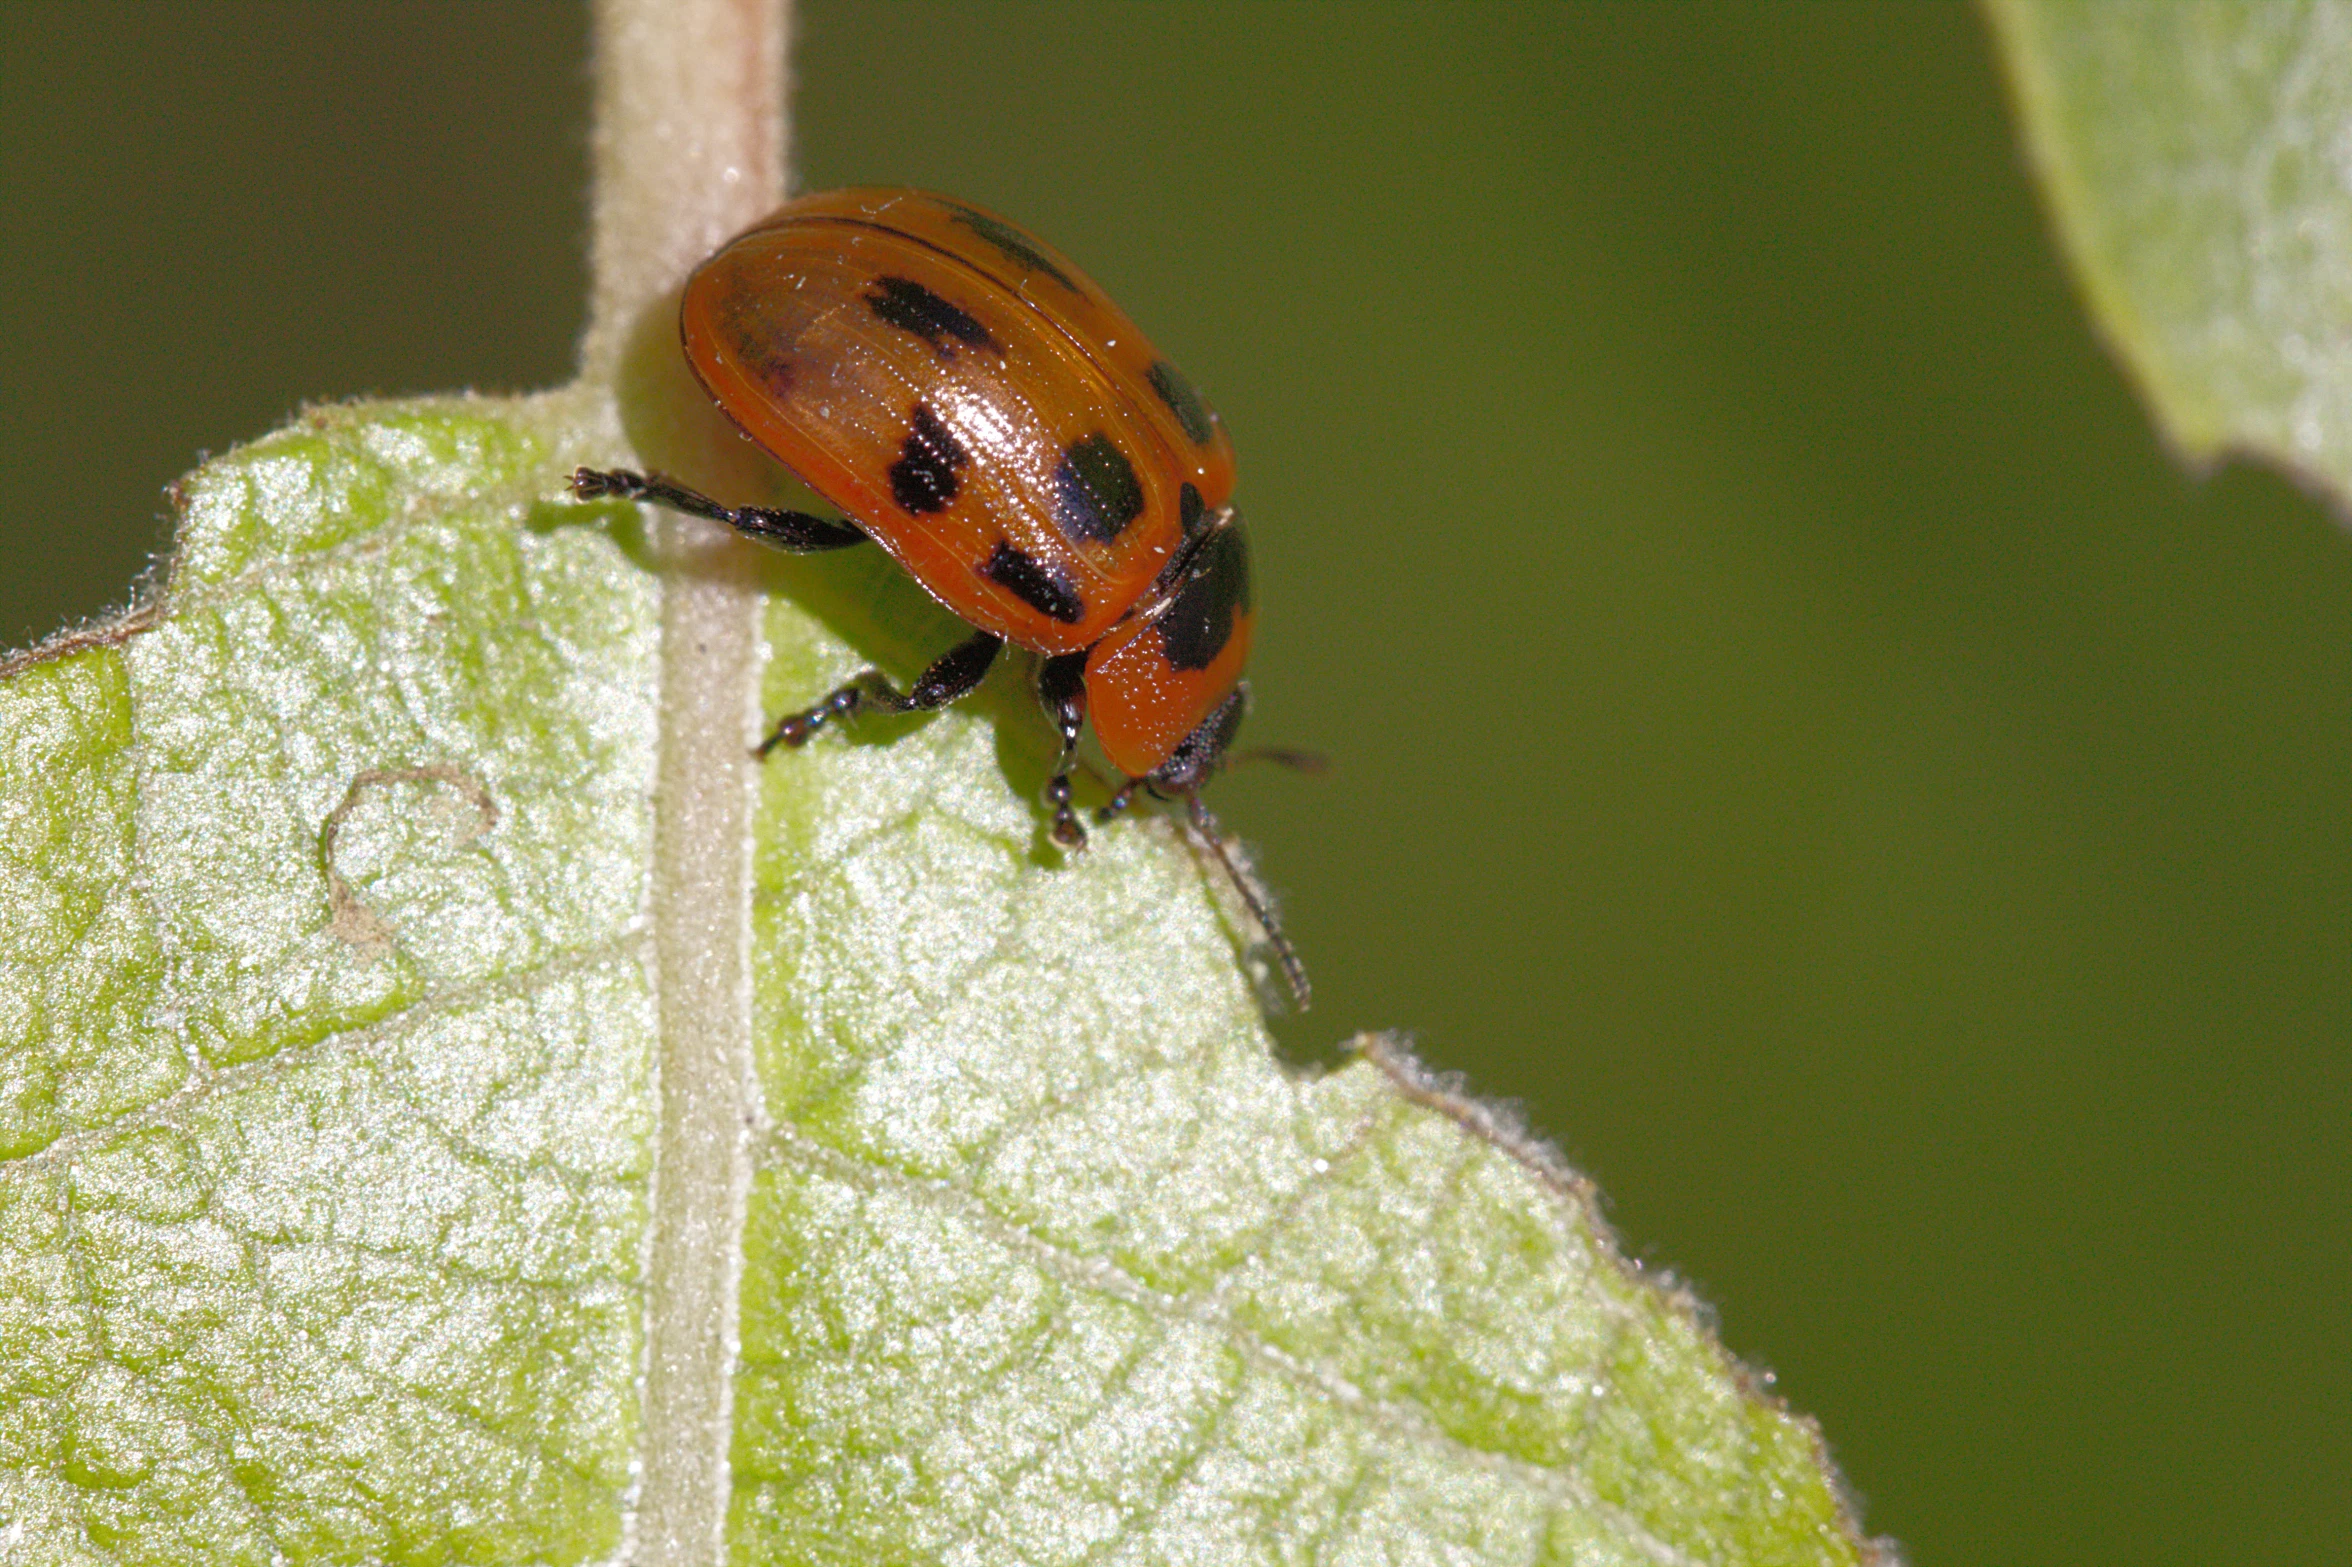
[5,4,2346,1563]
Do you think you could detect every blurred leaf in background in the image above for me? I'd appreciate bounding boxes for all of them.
[4,4,2348,1565]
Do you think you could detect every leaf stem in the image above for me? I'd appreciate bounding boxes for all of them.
[583,0,788,383]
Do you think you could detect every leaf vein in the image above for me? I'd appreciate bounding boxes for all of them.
[755,1121,1702,1566]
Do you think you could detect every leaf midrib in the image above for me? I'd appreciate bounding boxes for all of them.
[631,506,764,1562]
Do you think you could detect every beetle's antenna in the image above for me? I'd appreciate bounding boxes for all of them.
[1226,745,1331,777]
[1184,794,1311,1013]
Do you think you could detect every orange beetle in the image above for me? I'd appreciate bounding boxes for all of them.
[573,188,1302,1004]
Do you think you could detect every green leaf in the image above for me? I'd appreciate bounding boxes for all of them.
[1,399,1874,1562]
[1988,0,2352,500]
[2,403,657,1564]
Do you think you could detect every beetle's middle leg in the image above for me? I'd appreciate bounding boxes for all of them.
[756,630,1003,757]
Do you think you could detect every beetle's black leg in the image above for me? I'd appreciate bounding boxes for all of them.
[1095,777,1149,824]
[1037,651,1089,849]
[755,630,1002,757]
[572,467,868,551]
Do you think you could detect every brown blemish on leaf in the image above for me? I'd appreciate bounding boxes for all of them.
[0,599,166,682]
[319,764,499,958]
[1348,1031,1593,1203]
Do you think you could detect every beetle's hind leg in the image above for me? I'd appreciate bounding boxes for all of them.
[571,467,868,551]
[755,630,1002,757]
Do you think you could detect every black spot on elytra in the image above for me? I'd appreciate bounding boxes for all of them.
[1159,522,1250,671]
[890,404,969,515]
[865,276,1000,357]
[945,204,1083,293]
[1177,483,1206,542]
[1050,433,1146,545]
[711,292,796,395]
[1147,360,1217,445]
[753,357,795,399]
[984,542,1085,624]
[1148,487,1214,597]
